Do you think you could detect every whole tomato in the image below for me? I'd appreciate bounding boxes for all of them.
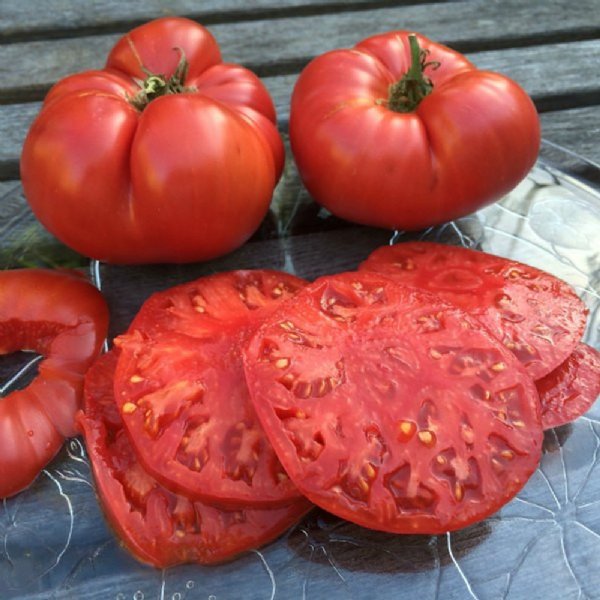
[20,17,284,264]
[289,31,540,230]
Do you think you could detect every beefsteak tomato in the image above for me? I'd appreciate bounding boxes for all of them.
[289,31,540,230]
[20,17,283,264]
[0,269,108,498]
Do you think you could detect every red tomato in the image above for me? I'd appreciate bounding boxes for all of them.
[0,269,108,498]
[79,350,312,568]
[243,271,542,534]
[360,242,588,380]
[113,270,306,506]
[537,343,600,429]
[289,31,540,230]
[20,17,283,264]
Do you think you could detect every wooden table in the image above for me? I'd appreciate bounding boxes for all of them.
[1,2,599,599]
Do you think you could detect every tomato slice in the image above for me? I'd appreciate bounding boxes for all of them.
[536,343,600,429]
[113,270,306,506]
[243,271,543,534]
[360,242,588,380]
[79,350,312,568]
[0,269,108,498]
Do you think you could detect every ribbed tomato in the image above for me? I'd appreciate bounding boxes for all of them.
[290,31,540,230]
[21,17,283,264]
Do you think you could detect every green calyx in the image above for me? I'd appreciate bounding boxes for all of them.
[387,34,440,113]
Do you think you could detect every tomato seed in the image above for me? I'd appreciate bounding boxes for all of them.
[364,463,377,479]
[418,430,436,447]
[461,426,475,445]
[358,478,370,493]
[122,402,137,414]
[294,381,313,399]
[454,482,464,501]
[398,420,416,442]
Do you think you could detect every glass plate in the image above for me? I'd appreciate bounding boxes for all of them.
[1,140,599,600]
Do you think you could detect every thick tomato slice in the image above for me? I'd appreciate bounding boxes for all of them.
[243,271,543,534]
[0,269,108,498]
[113,270,306,506]
[360,242,588,380]
[79,350,312,568]
[537,343,600,430]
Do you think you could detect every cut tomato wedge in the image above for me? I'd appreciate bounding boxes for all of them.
[537,343,600,429]
[0,269,108,498]
[113,270,306,506]
[79,350,312,568]
[243,271,543,534]
[360,242,588,380]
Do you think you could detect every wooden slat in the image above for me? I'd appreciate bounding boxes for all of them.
[539,106,600,167]
[0,0,414,39]
[1,0,599,103]
[2,40,600,180]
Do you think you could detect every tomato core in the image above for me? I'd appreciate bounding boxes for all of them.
[387,34,439,113]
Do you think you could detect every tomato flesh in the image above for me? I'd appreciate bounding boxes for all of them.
[243,271,543,534]
[0,269,108,498]
[360,242,588,380]
[113,270,306,506]
[80,350,312,568]
[537,343,600,429]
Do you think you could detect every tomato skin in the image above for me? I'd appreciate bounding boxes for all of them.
[80,350,312,568]
[243,271,542,534]
[289,31,540,230]
[0,269,108,498]
[20,17,283,264]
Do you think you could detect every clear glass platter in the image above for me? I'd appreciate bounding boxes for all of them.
[1,140,599,600]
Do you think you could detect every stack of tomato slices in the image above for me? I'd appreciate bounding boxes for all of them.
[358,242,599,430]
[79,244,599,567]
[79,271,313,567]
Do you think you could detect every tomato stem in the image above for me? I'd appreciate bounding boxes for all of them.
[130,48,196,111]
[387,34,439,113]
